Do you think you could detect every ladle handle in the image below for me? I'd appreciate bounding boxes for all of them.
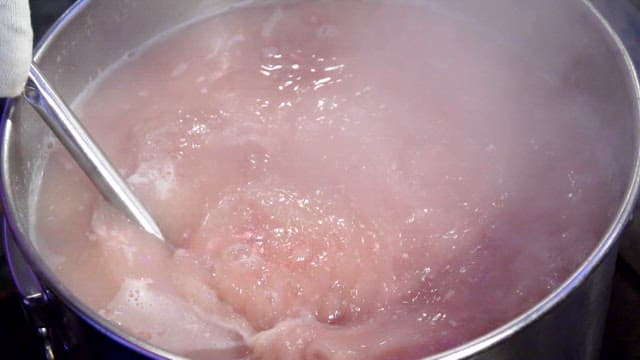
[22,63,165,241]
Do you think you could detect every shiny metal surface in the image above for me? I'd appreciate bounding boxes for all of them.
[23,64,165,241]
[0,0,638,359]
[4,220,57,360]
[593,0,640,280]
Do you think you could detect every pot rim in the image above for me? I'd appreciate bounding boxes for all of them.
[2,1,639,359]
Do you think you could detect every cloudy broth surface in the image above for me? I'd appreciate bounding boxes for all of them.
[36,1,625,359]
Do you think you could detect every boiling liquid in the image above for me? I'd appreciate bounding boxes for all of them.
[36,1,625,359]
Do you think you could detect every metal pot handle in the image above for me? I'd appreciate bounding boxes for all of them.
[619,209,640,276]
[3,218,59,360]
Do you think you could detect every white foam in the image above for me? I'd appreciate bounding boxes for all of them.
[105,278,250,353]
[127,160,176,200]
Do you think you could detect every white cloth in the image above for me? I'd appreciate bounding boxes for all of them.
[0,0,32,98]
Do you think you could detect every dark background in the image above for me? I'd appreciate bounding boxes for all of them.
[0,0,639,359]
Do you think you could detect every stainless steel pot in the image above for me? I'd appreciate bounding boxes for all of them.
[2,0,639,359]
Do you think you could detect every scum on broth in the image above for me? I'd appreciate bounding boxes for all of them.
[35,0,628,359]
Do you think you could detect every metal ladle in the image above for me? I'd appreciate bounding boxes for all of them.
[23,63,165,241]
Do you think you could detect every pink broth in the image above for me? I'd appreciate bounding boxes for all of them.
[35,1,625,358]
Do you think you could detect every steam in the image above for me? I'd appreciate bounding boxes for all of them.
[34,0,633,359]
